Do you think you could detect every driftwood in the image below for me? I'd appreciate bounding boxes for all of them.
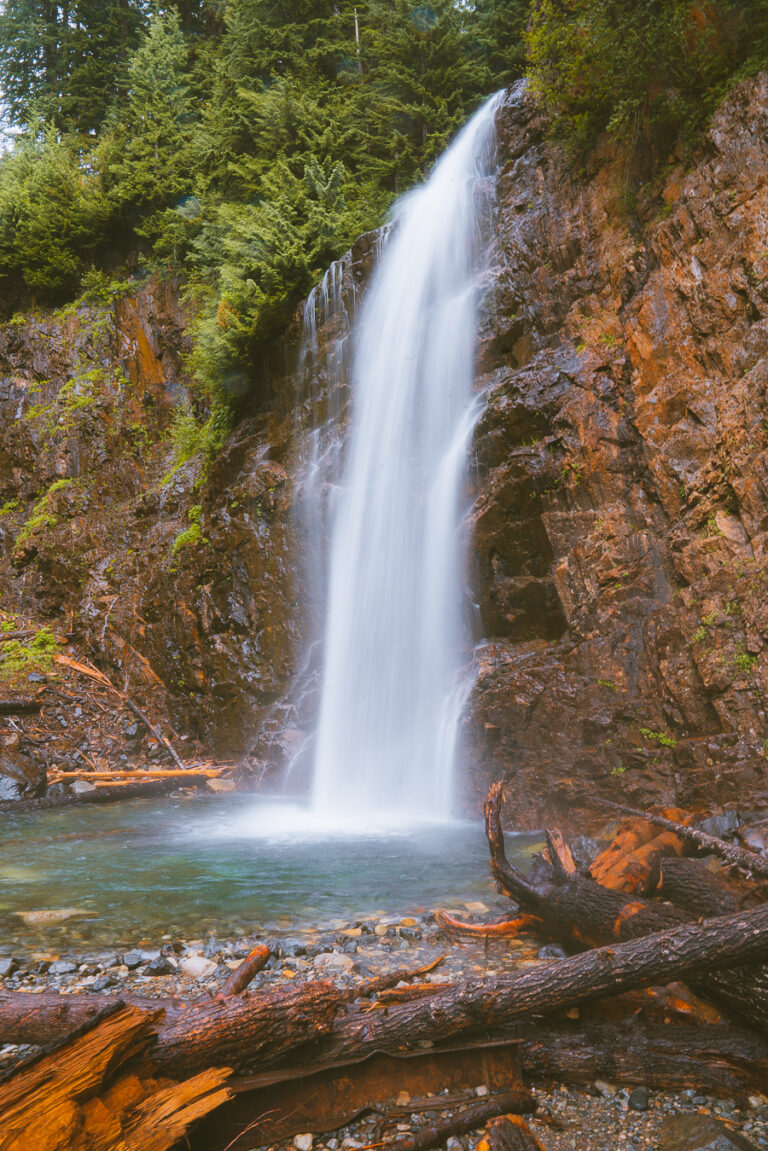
[486,785,768,1032]
[190,1040,527,1150]
[516,1017,768,1096]
[0,776,200,814]
[591,796,768,880]
[658,856,740,917]
[0,979,342,1077]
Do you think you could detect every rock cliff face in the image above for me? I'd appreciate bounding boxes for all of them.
[2,76,768,823]
[463,74,768,826]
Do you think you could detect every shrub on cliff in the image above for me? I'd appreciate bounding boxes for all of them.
[525,0,768,152]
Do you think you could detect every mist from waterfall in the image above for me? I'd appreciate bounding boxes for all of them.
[309,92,503,824]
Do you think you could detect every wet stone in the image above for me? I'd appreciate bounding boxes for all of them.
[0,958,18,978]
[658,1114,760,1150]
[48,960,77,976]
[538,943,568,960]
[122,950,144,970]
[629,1086,649,1112]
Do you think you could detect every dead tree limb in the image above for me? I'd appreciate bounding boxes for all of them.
[53,653,186,771]
[0,699,41,715]
[590,796,768,880]
[382,1091,536,1151]
[478,1115,548,1151]
[7,905,768,1072]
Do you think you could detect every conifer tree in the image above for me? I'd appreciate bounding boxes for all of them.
[100,9,196,239]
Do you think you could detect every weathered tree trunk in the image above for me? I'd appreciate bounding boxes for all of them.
[516,1018,768,1097]
[6,907,768,1073]
[591,797,768,880]
[658,856,740,917]
[0,980,342,1076]
[382,1092,536,1151]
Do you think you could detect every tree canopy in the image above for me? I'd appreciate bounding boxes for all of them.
[0,0,766,402]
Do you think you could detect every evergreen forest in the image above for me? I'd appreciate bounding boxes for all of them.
[0,0,767,419]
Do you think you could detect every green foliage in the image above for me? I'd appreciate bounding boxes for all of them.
[0,0,145,134]
[0,0,528,400]
[640,727,677,748]
[0,625,59,683]
[0,129,109,300]
[732,643,759,674]
[166,399,233,480]
[0,499,20,517]
[100,9,197,248]
[171,503,207,554]
[525,0,768,153]
[15,478,75,550]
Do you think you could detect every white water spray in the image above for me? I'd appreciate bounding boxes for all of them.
[310,92,503,822]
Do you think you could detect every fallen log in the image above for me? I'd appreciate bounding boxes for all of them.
[484,784,690,947]
[487,785,768,1030]
[0,1003,233,1151]
[190,1040,527,1150]
[658,856,739,917]
[0,979,342,1077]
[190,1017,768,1151]
[0,777,200,814]
[294,900,768,1067]
[48,769,228,781]
[6,904,768,1074]
[516,1017,768,1097]
[591,796,768,880]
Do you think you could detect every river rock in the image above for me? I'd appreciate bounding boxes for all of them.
[48,960,77,976]
[179,955,218,980]
[658,1115,759,1150]
[15,908,91,926]
[313,952,355,971]
[0,750,46,801]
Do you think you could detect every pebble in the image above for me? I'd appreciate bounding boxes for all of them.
[294,1135,313,1150]
[0,958,18,978]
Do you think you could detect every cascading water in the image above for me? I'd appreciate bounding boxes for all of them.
[310,92,504,822]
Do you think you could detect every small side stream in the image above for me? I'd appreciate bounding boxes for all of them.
[0,796,542,955]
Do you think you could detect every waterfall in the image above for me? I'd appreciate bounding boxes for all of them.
[310,92,503,823]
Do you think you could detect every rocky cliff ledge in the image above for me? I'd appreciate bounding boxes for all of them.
[2,77,768,824]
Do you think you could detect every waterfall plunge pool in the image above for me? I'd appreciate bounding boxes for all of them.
[0,795,543,957]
